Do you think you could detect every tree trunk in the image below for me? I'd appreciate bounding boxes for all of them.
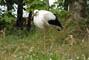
[72,0,87,19]
[78,0,87,18]
[64,0,71,11]
[26,11,32,31]
[16,0,23,28]
[6,0,13,16]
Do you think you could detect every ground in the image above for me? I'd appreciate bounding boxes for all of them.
[0,18,89,60]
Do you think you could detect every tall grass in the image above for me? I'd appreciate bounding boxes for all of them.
[0,18,89,60]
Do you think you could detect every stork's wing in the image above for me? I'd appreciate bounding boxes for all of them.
[39,10,56,21]
[43,12,56,21]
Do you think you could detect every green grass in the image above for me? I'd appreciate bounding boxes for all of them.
[0,18,89,60]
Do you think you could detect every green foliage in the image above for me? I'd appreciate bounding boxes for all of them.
[23,0,49,12]
[0,0,5,5]
[0,10,15,23]
[49,0,63,9]
[0,0,2,3]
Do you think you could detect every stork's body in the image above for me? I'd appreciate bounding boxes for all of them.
[33,10,63,49]
[33,10,63,29]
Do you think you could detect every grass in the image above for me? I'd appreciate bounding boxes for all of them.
[0,18,89,60]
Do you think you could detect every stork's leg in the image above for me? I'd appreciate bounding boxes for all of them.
[43,28,46,50]
[43,25,47,50]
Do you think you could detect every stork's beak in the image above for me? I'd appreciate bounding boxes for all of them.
[32,13,36,17]
[32,14,34,17]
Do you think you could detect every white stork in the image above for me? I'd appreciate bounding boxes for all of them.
[32,9,63,49]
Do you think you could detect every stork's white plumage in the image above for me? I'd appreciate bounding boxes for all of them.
[33,10,63,29]
[33,10,53,28]
[32,9,63,49]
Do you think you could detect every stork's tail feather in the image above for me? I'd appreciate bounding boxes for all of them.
[48,14,63,31]
[57,21,63,29]
[57,28,61,31]
[54,14,63,30]
[57,27,63,31]
[55,17,63,31]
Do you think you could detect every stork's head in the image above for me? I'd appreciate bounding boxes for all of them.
[32,9,39,16]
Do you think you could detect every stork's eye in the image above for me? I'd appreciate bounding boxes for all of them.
[36,11,38,13]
